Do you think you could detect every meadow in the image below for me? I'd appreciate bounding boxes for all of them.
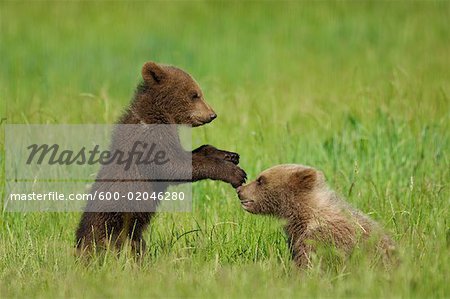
[1,1,449,298]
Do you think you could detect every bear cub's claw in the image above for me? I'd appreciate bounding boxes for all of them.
[230,165,247,188]
[224,152,240,165]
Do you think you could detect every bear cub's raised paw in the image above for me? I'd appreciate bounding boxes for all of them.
[193,144,240,165]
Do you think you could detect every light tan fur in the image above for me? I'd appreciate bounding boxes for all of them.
[237,164,396,268]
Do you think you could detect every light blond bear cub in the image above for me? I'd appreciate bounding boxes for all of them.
[237,164,396,268]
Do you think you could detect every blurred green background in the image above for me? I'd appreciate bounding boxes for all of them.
[1,1,449,298]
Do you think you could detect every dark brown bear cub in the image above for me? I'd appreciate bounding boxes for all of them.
[76,62,246,254]
[237,164,395,268]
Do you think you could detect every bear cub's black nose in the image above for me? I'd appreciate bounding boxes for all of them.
[210,113,217,120]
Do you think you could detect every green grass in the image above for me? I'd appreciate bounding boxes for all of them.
[1,1,449,298]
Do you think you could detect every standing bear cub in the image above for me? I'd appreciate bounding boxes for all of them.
[237,164,396,268]
[76,62,246,254]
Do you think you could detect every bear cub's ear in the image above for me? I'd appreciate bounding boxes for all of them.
[293,168,317,191]
[142,61,166,84]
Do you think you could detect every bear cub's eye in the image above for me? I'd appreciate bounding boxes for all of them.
[192,92,200,100]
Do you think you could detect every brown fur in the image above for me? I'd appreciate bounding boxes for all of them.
[76,62,246,255]
[237,164,396,268]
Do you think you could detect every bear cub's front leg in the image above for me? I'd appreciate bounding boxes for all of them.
[191,145,246,188]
